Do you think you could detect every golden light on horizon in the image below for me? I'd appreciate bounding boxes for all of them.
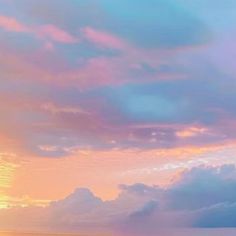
[0,155,17,208]
[0,158,16,189]
[0,156,50,209]
[0,194,10,209]
[0,192,50,209]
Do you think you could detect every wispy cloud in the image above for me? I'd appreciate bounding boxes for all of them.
[0,15,28,32]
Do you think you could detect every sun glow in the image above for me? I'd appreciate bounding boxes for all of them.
[0,194,10,209]
[0,194,50,209]
[0,155,17,209]
[0,156,16,190]
[0,155,50,209]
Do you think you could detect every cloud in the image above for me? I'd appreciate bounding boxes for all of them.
[176,126,208,138]
[41,102,89,115]
[0,14,78,44]
[100,0,211,48]
[82,27,126,50]
[37,24,78,44]
[0,1,235,234]
[1,60,236,155]
[51,188,102,211]
[166,165,236,210]
[12,0,211,48]
[119,165,236,233]
[1,165,236,233]
[194,202,236,228]
[0,0,234,155]
[0,15,29,32]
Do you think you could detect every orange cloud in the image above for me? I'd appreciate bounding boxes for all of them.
[176,126,208,138]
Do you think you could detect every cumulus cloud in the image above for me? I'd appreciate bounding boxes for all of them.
[166,165,236,210]
[193,202,236,228]
[1,165,236,234]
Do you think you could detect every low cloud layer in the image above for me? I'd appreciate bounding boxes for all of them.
[1,165,236,234]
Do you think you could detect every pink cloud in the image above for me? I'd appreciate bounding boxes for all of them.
[0,15,78,44]
[0,15,29,32]
[37,24,78,44]
[83,27,126,49]
[61,57,124,88]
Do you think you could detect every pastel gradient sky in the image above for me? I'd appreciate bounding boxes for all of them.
[0,0,236,234]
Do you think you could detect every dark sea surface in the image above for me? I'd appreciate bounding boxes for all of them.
[1,229,236,236]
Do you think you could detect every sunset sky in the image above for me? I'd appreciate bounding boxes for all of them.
[0,0,236,234]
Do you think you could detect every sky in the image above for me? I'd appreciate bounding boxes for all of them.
[0,0,236,234]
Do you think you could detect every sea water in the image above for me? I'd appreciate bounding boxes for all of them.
[1,229,236,236]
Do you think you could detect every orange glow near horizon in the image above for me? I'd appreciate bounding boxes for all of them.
[0,141,235,204]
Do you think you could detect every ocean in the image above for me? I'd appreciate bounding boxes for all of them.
[1,229,236,236]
